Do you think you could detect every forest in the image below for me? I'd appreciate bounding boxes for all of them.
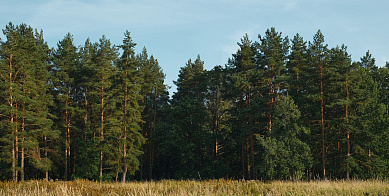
[0,22,389,182]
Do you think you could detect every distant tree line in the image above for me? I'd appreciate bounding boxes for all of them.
[1,22,388,182]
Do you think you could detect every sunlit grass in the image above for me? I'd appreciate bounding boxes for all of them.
[0,179,388,195]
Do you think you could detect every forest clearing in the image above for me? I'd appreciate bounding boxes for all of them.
[1,179,388,195]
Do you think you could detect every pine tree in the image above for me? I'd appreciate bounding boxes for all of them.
[0,22,24,182]
[115,31,144,182]
[173,55,205,103]
[85,35,118,181]
[286,33,309,108]
[257,27,289,133]
[205,66,232,178]
[226,34,259,179]
[73,38,100,180]
[32,28,56,180]
[138,47,165,180]
[326,45,354,179]
[153,54,211,179]
[52,33,79,180]
[353,53,388,178]
[308,30,329,179]
[0,23,56,181]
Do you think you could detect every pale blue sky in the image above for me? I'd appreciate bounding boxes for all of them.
[1,0,388,94]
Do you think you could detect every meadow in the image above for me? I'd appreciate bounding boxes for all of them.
[0,179,388,196]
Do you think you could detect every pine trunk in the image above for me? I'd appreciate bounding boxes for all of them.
[241,140,245,179]
[245,93,252,179]
[140,92,144,180]
[84,88,88,141]
[149,89,157,180]
[320,66,326,180]
[21,140,24,181]
[10,56,17,182]
[246,139,250,179]
[100,83,104,181]
[122,77,128,183]
[65,92,68,180]
[15,103,18,181]
[346,78,350,180]
[296,70,300,95]
[65,90,71,180]
[268,69,274,133]
[45,136,48,180]
[21,103,25,181]
[12,128,16,182]
[251,135,255,179]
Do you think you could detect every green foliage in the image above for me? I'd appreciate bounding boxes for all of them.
[257,95,312,180]
[173,55,206,103]
[0,22,57,181]
[51,32,80,180]
[136,46,166,180]
[114,31,145,180]
[154,97,212,179]
[1,22,389,181]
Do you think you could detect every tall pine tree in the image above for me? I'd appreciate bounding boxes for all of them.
[308,30,329,179]
[52,33,79,180]
[115,31,144,182]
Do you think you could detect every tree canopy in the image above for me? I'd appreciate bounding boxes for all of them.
[1,22,389,181]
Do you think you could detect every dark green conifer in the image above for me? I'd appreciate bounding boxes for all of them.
[115,31,144,182]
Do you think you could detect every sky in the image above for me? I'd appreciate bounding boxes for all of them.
[1,0,388,95]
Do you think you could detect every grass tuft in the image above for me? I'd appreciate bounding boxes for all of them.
[0,179,388,195]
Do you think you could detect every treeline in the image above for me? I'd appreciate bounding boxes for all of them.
[0,23,388,182]
[161,30,389,181]
[0,22,165,182]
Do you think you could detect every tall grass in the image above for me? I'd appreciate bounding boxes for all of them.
[0,179,388,195]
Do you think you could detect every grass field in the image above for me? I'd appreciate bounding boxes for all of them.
[0,179,388,195]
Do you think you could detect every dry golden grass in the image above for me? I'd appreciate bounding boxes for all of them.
[0,179,388,196]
